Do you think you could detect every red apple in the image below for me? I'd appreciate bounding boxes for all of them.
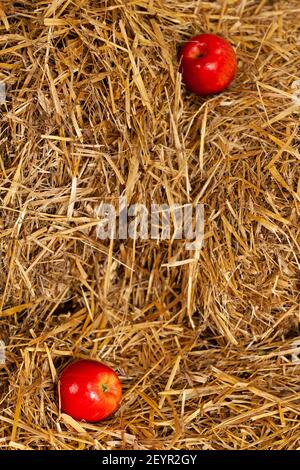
[180,33,237,96]
[58,359,122,422]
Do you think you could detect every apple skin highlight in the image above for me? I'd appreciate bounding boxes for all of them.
[180,34,237,96]
[59,359,122,422]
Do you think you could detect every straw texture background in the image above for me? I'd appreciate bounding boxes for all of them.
[0,0,299,450]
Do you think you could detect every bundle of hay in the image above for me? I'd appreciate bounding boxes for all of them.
[0,0,299,450]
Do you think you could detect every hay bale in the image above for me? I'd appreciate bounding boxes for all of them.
[0,0,299,450]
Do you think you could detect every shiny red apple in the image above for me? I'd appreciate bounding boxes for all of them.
[180,33,237,96]
[58,359,122,422]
